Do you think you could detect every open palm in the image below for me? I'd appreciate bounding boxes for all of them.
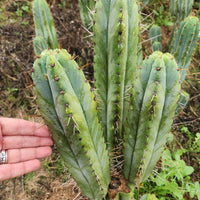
[0,118,53,181]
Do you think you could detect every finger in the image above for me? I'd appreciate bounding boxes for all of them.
[7,147,52,164]
[3,136,53,149]
[0,159,40,182]
[0,118,51,137]
[0,124,2,151]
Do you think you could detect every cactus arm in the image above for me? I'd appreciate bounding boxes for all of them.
[32,58,102,198]
[93,0,111,138]
[123,52,180,184]
[122,53,156,181]
[32,0,59,49]
[128,54,166,182]
[94,0,139,151]
[33,36,48,56]
[140,53,181,182]
[123,52,163,182]
[46,49,110,196]
[32,50,110,199]
[169,16,199,82]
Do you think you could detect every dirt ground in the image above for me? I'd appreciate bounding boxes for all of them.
[0,0,199,199]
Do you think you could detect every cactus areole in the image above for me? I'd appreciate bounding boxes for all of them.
[32,0,181,199]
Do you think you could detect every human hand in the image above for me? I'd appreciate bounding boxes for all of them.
[0,118,53,181]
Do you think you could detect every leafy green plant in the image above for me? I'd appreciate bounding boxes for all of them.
[139,149,200,200]
[13,2,31,17]
[180,126,200,154]
[153,6,173,26]
[58,0,66,9]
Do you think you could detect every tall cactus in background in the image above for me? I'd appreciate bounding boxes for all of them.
[170,0,194,24]
[169,16,199,83]
[78,0,95,29]
[32,0,59,50]
[32,0,185,199]
[149,25,162,52]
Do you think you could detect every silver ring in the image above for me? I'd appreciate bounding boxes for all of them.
[0,150,7,164]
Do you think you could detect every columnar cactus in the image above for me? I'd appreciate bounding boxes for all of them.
[78,0,95,29]
[123,52,181,184]
[32,0,59,49]
[93,0,139,151]
[170,0,194,23]
[169,16,200,82]
[149,25,162,51]
[32,49,110,200]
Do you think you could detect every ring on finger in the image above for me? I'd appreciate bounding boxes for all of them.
[0,150,7,164]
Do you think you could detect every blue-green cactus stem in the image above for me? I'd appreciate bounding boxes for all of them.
[78,0,95,29]
[149,25,162,52]
[123,52,181,184]
[170,0,194,23]
[169,16,200,82]
[93,0,111,139]
[94,0,139,151]
[32,0,59,49]
[175,90,190,115]
[149,25,162,44]
[33,36,48,56]
[152,41,162,52]
[140,53,181,182]
[32,49,110,199]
